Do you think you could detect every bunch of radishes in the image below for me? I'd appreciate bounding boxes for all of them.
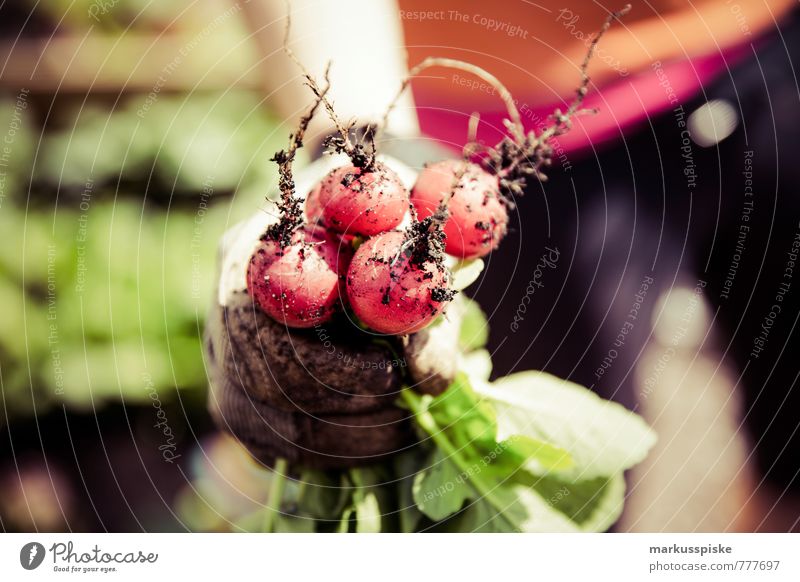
[246,4,629,337]
[247,146,508,335]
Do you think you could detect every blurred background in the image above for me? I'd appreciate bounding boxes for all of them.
[1,0,798,532]
[0,0,286,532]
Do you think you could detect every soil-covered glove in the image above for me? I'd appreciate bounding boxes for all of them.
[205,156,462,469]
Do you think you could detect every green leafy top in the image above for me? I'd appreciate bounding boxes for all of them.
[475,371,657,480]
[242,368,655,533]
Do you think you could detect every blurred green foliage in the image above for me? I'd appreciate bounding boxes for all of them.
[0,90,285,420]
[27,0,230,33]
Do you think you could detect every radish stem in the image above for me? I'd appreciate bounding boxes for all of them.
[383,57,524,143]
[401,389,517,530]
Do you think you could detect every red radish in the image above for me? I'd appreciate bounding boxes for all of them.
[306,181,358,246]
[318,163,409,237]
[411,159,507,259]
[346,230,453,335]
[247,227,352,328]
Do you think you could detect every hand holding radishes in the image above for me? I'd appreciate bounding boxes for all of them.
[205,4,655,533]
[206,153,464,470]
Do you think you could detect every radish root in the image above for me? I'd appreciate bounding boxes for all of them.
[383,4,632,201]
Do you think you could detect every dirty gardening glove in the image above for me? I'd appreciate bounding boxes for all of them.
[204,156,462,469]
